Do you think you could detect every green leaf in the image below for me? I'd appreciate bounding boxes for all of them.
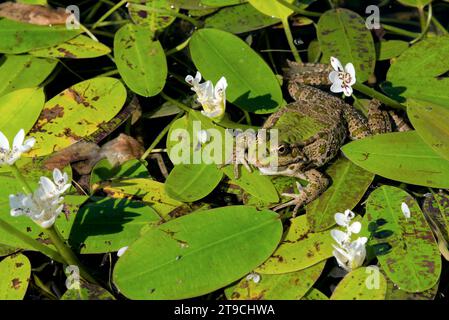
[0,54,57,96]
[256,215,335,273]
[29,35,111,59]
[190,28,282,113]
[17,0,47,4]
[90,159,150,192]
[100,178,186,219]
[330,267,387,300]
[114,24,167,97]
[205,3,280,34]
[0,244,17,257]
[222,165,279,203]
[27,77,127,157]
[202,0,246,6]
[375,40,408,61]
[302,288,329,300]
[165,164,223,202]
[113,206,282,299]
[341,131,449,188]
[407,99,449,161]
[0,253,31,300]
[225,261,325,300]
[397,0,432,7]
[0,88,45,139]
[62,197,161,254]
[248,0,293,19]
[363,185,441,292]
[317,8,376,82]
[128,0,178,31]
[385,36,449,107]
[385,277,438,300]
[61,282,115,300]
[0,19,81,54]
[306,156,374,232]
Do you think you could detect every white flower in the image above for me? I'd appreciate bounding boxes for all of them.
[197,130,210,145]
[401,202,411,219]
[117,246,129,257]
[332,237,367,272]
[0,129,35,166]
[185,72,228,121]
[246,272,261,284]
[331,208,367,272]
[9,168,70,229]
[329,56,356,97]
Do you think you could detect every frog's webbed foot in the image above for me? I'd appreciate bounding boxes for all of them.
[272,169,329,217]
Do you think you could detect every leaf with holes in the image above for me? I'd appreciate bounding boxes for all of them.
[27,77,127,157]
[317,8,375,82]
[306,156,374,232]
[190,28,282,113]
[363,185,441,292]
[113,206,282,299]
[341,131,449,188]
[114,24,167,97]
[0,253,31,300]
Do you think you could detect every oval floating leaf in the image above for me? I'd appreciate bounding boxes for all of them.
[341,131,449,188]
[190,28,282,113]
[364,185,441,292]
[226,261,324,300]
[0,19,81,54]
[407,99,449,161]
[248,0,293,19]
[27,77,127,157]
[114,24,167,97]
[0,88,45,139]
[113,206,282,299]
[330,267,387,300]
[205,3,280,34]
[30,35,111,59]
[306,156,374,232]
[317,9,376,82]
[256,215,334,274]
[0,54,57,96]
[0,254,31,300]
[165,164,223,202]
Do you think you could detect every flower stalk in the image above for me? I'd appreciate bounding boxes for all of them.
[353,82,406,111]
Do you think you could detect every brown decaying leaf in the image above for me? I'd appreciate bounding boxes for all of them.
[0,2,69,25]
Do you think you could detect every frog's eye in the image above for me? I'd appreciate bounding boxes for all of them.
[277,144,290,156]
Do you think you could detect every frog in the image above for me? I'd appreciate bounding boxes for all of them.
[237,60,409,216]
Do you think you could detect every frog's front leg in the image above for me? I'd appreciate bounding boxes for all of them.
[272,169,329,217]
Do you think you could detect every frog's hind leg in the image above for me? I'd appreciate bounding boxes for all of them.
[367,99,412,134]
[342,104,371,140]
[272,169,329,217]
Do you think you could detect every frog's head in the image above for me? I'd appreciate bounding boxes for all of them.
[254,142,309,173]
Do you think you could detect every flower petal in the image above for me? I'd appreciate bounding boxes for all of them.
[0,131,10,151]
[344,63,356,81]
[330,56,343,72]
[334,212,348,227]
[349,221,362,234]
[342,85,353,97]
[330,80,344,93]
[13,129,25,150]
[20,138,35,152]
[401,202,411,219]
[331,229,349,245]
[328,70,339,83]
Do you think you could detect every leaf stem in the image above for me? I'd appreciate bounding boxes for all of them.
[276,0,321,17]
[281,17,301,62]
[381,23,421,38]
[141,111,185,161]
[353,83,406,111]
[0,218,63,262]
[92,0,127,30]
[165,37,191,56]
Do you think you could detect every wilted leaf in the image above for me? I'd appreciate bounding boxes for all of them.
[0,1,68,25]
[113,206,282,299]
